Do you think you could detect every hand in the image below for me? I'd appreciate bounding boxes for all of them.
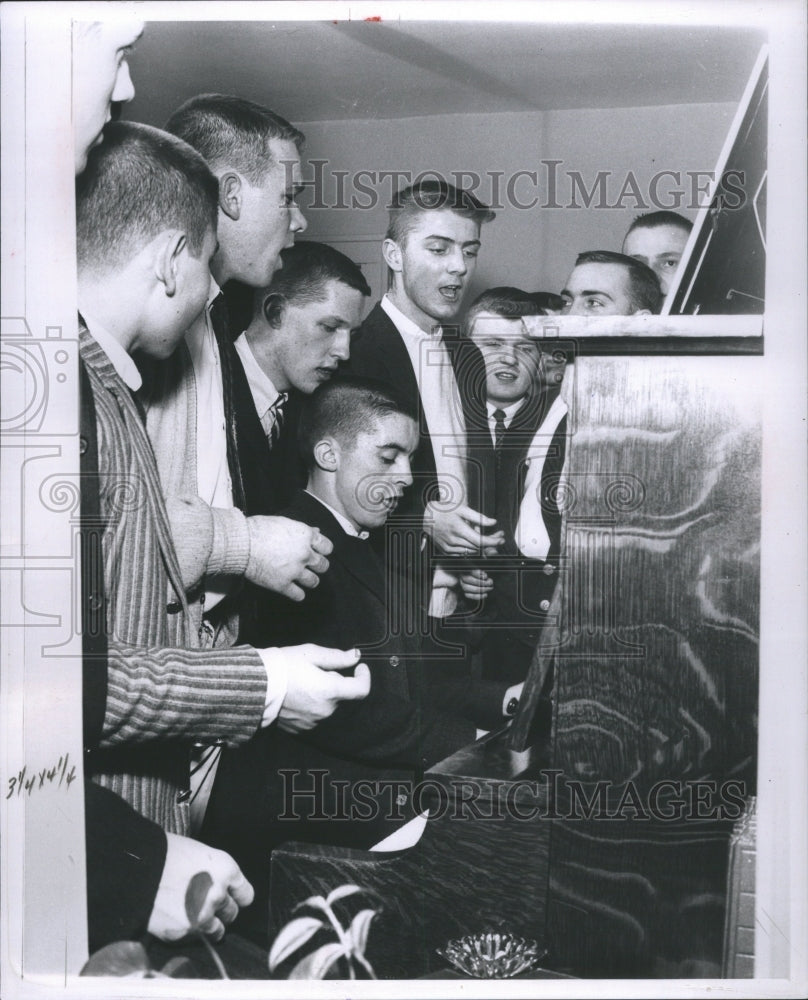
[424,502,505,555]
[147,834,254,943]
[276,645,371,733]
[246,516,332,601]
[459,568,493,601]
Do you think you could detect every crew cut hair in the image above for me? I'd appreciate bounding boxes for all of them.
[465,286,549,333]
[165,94,305,183]
[256,241,371,326]
[575,249,663,313]
[625,210,693,236]
[76,120,218,274]
[299,376,415,471]
[386,179,496,245]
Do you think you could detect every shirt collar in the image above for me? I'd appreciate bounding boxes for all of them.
[80,312,142,391]
[305,490,370,540]
[233,333,283,419]
[381,293,440,339]
[488,398,525,422]
[206,275,222,308]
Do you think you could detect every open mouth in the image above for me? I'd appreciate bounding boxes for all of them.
[494,370,518,382]
[381,494,401,512]
[439,284,462,302]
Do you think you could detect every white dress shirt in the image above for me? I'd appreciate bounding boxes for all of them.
[80,312,142,390]
[234,332,286,440]
[381,294,466,618]
[184,278,234,612]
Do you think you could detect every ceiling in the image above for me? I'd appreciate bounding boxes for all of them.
[126,19,766,127]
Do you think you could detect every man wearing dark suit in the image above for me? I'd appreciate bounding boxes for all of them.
[231,241,371,645]
[343,179,505,680]
[464,288,569,687]
[203,379,517,940]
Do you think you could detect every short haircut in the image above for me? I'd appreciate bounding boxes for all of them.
[625,210,693,237]
[386,179,496,245]
[299,376,415,470]
[164,94,305,184]
[256,241,371,327]
[465,286,549,334]
[574,250,663,313]
[76,120,218,274]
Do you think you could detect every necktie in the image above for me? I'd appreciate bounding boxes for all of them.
[208,292,246,511]
[493,408,507,449]
[267,391,288,447]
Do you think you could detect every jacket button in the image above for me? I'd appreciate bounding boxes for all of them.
[167,601,182,614]
[396,793,408,807]
[539,599,551,612]
[79,436,88,456]
[88,594,103,612]
[543,564,556,576]
[176,788,191,803]
[389,655,401,668]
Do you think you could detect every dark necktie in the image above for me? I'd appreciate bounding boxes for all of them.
[267,392,288,447]
[208,292,246,511]
[493,408,507,449]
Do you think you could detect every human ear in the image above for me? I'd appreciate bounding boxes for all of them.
[155,232,187,297]
[218,171,242,222]
[262,292,286,329]
[382,238,403,273]
[313,438,339,473]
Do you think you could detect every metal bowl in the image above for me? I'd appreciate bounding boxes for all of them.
[436,932,544,978]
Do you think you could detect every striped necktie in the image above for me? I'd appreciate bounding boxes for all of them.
[266,392,288,446]
[493,408,507,449]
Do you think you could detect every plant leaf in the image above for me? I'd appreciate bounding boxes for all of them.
[348,908,377,955]
[185,870,213,929]
[159,956,195,978]
[326,884,363,907]
[288,941,347,980]
[80,941,151,977]
[268,915,326,971]
[294,893,329,915]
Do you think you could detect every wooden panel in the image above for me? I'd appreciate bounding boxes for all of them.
[545,354,760,977]
[268,728,554,979]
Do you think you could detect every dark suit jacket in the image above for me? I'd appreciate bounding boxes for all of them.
[342,302,494,520]
[85,783,166,953]
[467,387,568,683]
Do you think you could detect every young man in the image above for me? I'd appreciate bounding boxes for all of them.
[622,210,693,295]
[345,180,504,562]
[232,240,371,518]
[464,288,569,688]
[203,378,517,940]
[561,250,662,316]
[77,121,370,941]
[142,95,327,646]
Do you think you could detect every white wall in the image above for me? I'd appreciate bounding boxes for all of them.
[297,101,735,308]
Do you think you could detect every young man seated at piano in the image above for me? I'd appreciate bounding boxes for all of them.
[202,377,521,938]
[463,288,569,702]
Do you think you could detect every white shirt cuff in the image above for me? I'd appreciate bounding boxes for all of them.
[256,647,290,727]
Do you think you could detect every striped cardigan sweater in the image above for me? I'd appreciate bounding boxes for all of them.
[80,328,267,835]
